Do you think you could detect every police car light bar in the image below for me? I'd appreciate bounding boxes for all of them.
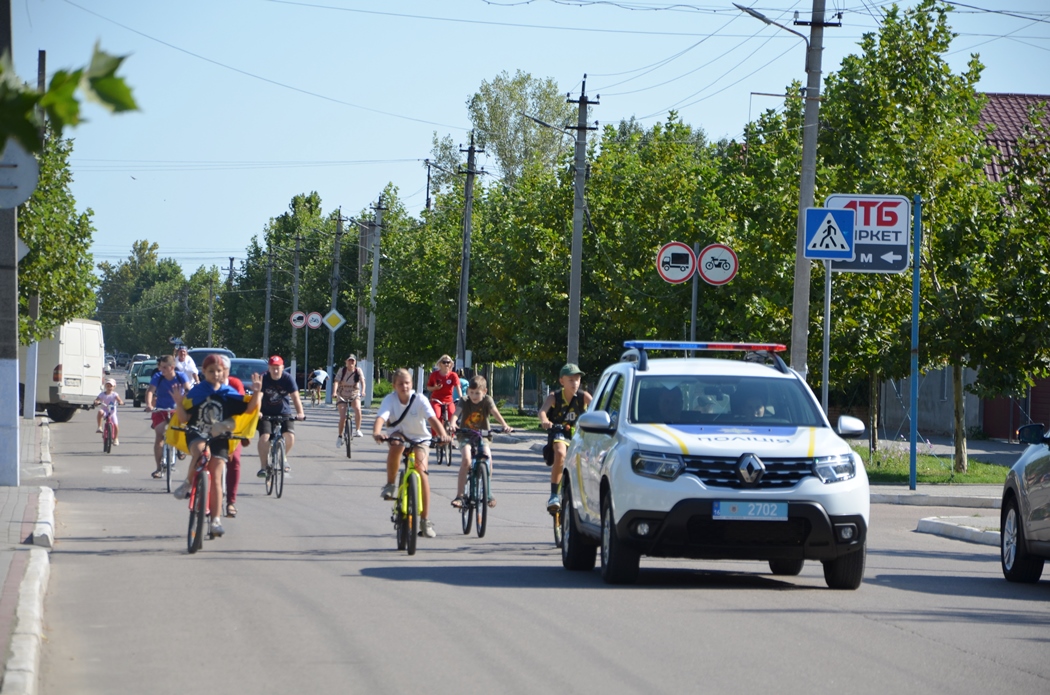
[623,341,787,353]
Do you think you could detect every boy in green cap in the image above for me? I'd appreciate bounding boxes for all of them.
[538,363,592,512]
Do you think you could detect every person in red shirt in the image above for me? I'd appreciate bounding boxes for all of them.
[426,354,463,430]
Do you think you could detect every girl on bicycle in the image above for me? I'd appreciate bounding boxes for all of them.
[94,378,124,445]
[172,355,262,538]
[426,354,462,436]
[334,354,364,446]
[449,375,513,509]
[373,368,451,539]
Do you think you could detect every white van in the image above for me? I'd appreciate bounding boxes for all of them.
[19,318,107,422]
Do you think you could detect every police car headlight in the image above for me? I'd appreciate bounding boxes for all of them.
[631,451,685,480]
[813,453,859,483]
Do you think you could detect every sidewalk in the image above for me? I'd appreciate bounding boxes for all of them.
[0,418,55,695]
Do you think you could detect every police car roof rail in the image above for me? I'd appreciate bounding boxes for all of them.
[621,340,790,374]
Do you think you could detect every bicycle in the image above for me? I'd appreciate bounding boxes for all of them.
[381,435,436,556]
[262,414,300,499]
[172,425,228,554]
[545,424,569,548]
[337,395,354,459]
[99,402,117,454]
[155,408,178,493]
[433,402,454,466]
[457,427,502,538]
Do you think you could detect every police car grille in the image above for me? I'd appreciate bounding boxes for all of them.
[682,456,812,489]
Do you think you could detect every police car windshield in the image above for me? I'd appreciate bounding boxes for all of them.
[632,375,826,427]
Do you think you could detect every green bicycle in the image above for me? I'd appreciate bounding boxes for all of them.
[383,435,434,555]
[457,427,502,538]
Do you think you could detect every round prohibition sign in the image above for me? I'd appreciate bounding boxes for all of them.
[697,244,738,285]
[306,312,323,329]
[289,311,306,328]
[656,241,697,284]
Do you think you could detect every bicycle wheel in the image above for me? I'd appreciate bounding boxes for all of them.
[461,465,474,535]
[265,440,276,496]
[395,472,407,551]
[345,414,353,459]
[476,460,489,538]
[163,444,175,493]
[274,439,286,498]
[552,479,564,548]
[188,469,207,553]
[405,472,419,556]
[103,421,112,453]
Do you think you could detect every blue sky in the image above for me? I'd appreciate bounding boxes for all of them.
[12,0,1050,274]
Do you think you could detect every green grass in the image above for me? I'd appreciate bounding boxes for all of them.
[500,413,545,432]
[855,441,1009,485]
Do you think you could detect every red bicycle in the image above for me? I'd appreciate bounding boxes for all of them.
[100,402,117,454]
[173,425,227,554]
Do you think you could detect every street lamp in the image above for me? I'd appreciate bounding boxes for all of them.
[735,2,830,376]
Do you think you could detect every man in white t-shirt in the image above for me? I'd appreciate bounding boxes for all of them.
[373,368,450,539]
[174,345,200,383]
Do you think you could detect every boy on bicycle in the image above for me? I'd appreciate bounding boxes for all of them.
[372,368,451,539]
[144,355,193,478]
[334,354,364,446]
[538,363,592,513]
[256,355,305,479]
[449,375,513,509]
[94,378,124,445]
[172,354,262,539]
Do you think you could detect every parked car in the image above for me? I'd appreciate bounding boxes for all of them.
[104,353,116,370]
[115,352,130,368]
[133,359,158,407]
[186,347,236,370]
[125,361,144,401]
[559,340,869,588]
[999,423,1050,583]
[228,358,268,392]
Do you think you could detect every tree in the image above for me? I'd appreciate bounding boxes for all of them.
[820,0,1016,471]
[95,241,184,354]
[467,70,575,186]
[0,44,136,154]
[17,129,96,343]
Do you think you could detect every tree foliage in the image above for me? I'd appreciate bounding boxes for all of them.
[17,129,96,343]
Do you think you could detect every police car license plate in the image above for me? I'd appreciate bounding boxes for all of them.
[713,501,787,521]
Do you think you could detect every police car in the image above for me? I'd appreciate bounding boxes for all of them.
[559,341,869,589]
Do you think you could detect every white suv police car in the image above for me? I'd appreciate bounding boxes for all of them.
[559,341,869,589]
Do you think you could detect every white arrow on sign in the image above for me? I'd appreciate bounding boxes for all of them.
[881,251,902,263]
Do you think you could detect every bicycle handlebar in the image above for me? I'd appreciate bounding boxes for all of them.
[378,435,441,447]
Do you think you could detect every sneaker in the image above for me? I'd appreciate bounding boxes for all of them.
[95,427,103,433]
[547,494,561,513]
[211,521,224,537]
[173,481,190,500]
[337,436,344,448]
[176,451,186,460]
[380,482,396,500]
[113,439,120,446]
[419,519,436,538]
[354,429,363,438]
[256,469,268,479]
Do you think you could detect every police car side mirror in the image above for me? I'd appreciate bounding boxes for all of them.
[836,415,865,439]
[578,410,614,434]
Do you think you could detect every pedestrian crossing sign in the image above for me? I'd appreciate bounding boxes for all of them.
[804,208,855,261]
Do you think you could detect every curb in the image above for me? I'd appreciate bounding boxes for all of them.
[870,493,1000,509]
[30,489,54,550]
[917,516,1000,547]
[0,548,50,695]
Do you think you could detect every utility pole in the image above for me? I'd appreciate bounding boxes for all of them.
[290,233,301,380]
[327,211,343,403]
[22,49,45,422]
[207,277,214,346]
[566,76,598,365]
[364,197,385,406]
[0,0,15,484]
[790,0,830,375]
[455,133,482,373]
[356,219,370,340]
[263,244,273,358]
[224,257,234,349]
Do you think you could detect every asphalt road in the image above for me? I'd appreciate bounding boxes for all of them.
[40,404,1050,695]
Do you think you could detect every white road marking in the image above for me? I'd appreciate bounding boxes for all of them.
[102,466,129,474]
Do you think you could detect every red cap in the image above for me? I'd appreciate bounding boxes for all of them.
[268,355,284,366]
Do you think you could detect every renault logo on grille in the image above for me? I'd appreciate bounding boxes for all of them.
[737,454,765,485]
